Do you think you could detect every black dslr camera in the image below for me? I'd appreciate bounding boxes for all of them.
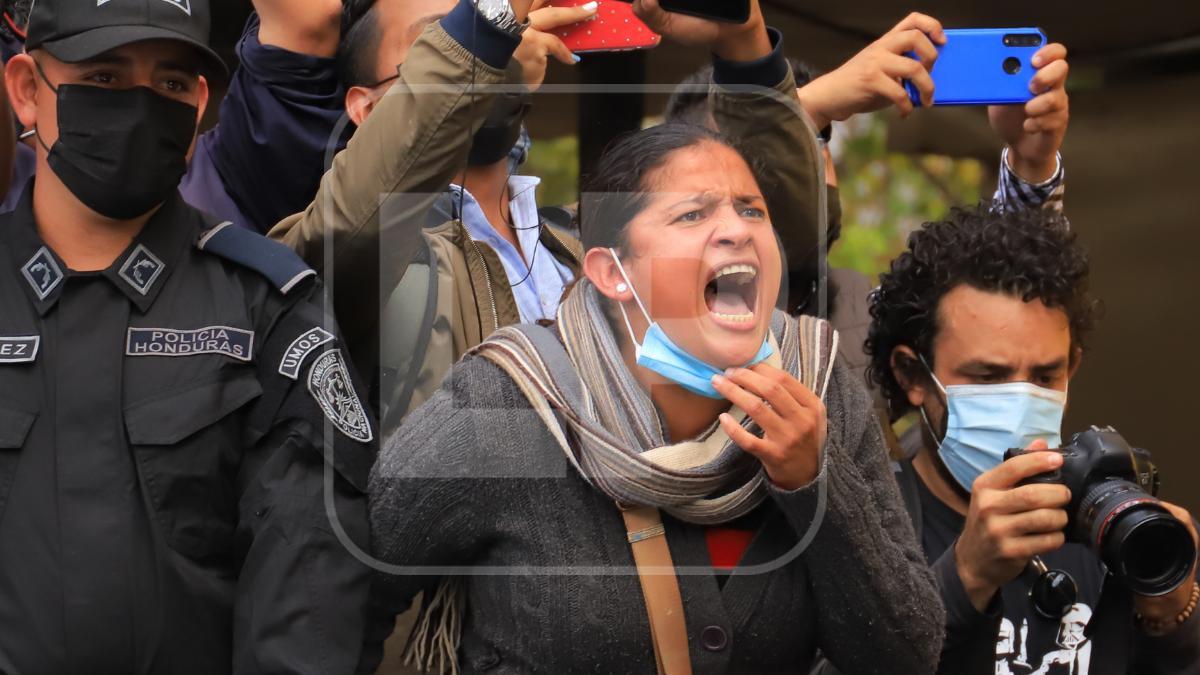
[1005,426,1195,596]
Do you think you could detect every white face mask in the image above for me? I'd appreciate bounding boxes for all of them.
[921,359,1067,492]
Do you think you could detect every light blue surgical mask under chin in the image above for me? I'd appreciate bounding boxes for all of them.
[920,359,1067,493]
[608,249,773,399]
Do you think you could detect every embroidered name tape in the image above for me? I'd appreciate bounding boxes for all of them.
[0,336,39,363]
[308,349,373,443]
[127,326,254,361]
[279,327,335,380]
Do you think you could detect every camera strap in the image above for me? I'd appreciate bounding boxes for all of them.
[621,506,694,675]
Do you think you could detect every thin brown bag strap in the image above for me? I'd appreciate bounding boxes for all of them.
[621,506,693,675]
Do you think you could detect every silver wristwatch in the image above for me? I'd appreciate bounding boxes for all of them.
[475,0,528,37]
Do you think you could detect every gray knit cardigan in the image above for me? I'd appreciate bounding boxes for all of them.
[369,355,946,674]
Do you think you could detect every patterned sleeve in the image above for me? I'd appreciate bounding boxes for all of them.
[991,147,1065,215]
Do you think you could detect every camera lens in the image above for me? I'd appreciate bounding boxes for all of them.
[1003,57,1022,75]
[1079,480,1196,596]
[1003,33,1043,48]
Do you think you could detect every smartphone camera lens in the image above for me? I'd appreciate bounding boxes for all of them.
[1003,56,1022,75]
[1004,33,1044,47]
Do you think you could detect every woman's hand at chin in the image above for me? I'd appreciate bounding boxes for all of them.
[712,364,827,491]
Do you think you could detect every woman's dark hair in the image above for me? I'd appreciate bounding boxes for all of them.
[338,0,383,88]
[866,203,1101,419]
[579,123,738,252]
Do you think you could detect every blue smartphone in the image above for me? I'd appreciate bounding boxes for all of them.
[905,28,1046,107]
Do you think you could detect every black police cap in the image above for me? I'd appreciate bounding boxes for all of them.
[25,0,226,76]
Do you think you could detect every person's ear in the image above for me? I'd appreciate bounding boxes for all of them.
[6,55,41,131]
[345,86,376,127]
[583,247,634,303]
[186,75,210,161]
[891,344,929,408]
[1067,345,1084,381]
[195,75,210,123]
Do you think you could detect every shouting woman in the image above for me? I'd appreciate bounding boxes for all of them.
[368,1,944,673]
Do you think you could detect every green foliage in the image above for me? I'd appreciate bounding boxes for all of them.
[524,134,581,209]
[830,114,985,281]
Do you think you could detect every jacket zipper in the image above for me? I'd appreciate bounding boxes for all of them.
[468,238,500,333]
[544,226,581,266]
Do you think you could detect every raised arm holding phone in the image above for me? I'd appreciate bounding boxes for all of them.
[797,13,1070,185]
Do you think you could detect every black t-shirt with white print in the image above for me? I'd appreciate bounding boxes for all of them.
[912,460,1109,675]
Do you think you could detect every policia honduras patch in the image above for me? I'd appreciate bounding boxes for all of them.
[308,349,373,443]
[127,326,254,361]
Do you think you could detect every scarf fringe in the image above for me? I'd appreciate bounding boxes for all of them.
[403,577,465,675]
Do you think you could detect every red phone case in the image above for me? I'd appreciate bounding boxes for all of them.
[544,0,661,53]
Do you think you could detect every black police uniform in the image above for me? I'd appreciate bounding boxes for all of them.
[0,185,377,674]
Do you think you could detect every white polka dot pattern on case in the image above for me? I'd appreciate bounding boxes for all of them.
[548,0,661,52]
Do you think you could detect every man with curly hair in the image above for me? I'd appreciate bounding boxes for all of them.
[862,204,1200,674]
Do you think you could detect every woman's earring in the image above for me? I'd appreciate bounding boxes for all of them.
[616,283,628,293]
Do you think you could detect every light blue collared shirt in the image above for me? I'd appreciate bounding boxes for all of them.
[451,175,575,323]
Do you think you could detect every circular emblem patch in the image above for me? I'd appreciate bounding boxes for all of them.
[307,349,373,443]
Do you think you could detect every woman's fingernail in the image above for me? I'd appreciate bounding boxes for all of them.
[582,1,599,10]
[711,374,726,386]
[572,53,582,63]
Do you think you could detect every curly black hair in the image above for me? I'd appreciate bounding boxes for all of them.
[866,203,1101,419]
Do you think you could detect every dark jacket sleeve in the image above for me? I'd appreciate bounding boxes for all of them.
[771,362,945,675]
[710,29,824,312]
[185,13,350,233]
[231,284,378,674]
[929,546,1005,675]
[268,2,521,357]
[367,354,507,599]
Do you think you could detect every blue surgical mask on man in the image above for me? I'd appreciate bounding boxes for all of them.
[608,249,773,399]
[919,357,1067,492]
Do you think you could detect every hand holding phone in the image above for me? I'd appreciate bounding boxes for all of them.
[796,12,945,128]
[904,28,1047,107]
[512,0,599,88]
[988,41,1070,183]
[630,0,769,62]
[543,0,660,53]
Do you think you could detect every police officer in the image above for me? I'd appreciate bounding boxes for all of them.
[0,0,377,673]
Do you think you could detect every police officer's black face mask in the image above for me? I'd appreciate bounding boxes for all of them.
[35,63,198,220]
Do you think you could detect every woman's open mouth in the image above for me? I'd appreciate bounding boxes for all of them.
[704,263,760,328]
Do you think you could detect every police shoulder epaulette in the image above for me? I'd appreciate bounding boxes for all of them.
[197,222,316,294]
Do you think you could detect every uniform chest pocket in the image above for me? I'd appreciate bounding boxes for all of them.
[0,400,37,526]
[124,371,262,563]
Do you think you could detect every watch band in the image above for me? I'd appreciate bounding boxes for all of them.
[475,0,528,37]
